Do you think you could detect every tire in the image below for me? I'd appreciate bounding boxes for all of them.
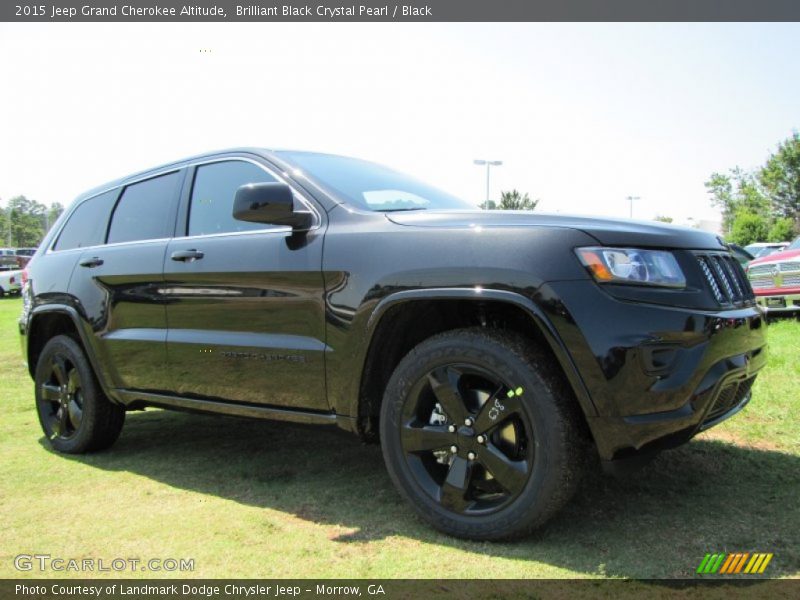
[34,335,125,454]
[380,328,586,540]
[0,286,5,298]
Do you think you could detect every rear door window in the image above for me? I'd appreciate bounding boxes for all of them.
[108,172,182,244]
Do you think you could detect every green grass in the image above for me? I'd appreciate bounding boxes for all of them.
[0,296,798,579]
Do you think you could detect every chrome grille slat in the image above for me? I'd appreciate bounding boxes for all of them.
[711,256,736,300]
[696,252,754,306]
[782,275,800,287]
[751,279,772,289]
[697,257,724,302]
[748,264,773,276]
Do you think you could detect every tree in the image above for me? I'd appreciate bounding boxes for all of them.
[768,217,795,242]
[729,211,769,246]
[759,132,800,233]
[7,196,47,247]
[705,168,769,235]
[46,202,64,232]
[654,215,673,223]
[482,189,539,211]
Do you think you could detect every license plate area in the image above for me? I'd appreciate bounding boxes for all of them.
[766,297,786,308]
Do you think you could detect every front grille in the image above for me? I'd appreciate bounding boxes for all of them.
[705,377,755,424]
[696,253,754,305]
[747,261,800,291]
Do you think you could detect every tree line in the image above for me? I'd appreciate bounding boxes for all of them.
[0,196,64,248]
[706,132,800,245]
[480,189,539,210]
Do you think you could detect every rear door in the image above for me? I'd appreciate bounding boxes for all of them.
[162,157,328,411]
[68,170,183,393]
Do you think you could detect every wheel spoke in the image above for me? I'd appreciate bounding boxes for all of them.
[427,366,468,424]
[67,369,80,394]
[478,443,530,496]
[52,355,69,386]
[474,389,522,434]
[438,456,473,512]
[40,383,61,403]
[51,406,70,438]
[67,399,83,429]
[401,423,452,453]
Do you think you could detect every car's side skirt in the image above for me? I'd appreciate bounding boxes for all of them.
[114,389,338,425]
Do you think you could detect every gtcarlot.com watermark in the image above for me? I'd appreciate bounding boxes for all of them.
[14,554,195,573]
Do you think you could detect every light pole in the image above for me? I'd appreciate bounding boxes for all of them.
[626,195,640,219]
[474,159,503,208]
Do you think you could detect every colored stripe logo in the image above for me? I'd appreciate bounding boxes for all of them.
[697,552,773,574]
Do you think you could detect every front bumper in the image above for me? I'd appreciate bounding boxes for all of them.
[542,281,768,461]
[754,291,800,313]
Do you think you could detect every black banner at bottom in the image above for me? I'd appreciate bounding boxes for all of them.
[2,579,799,600]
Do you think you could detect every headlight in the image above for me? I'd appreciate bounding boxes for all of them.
[575,247,686,288]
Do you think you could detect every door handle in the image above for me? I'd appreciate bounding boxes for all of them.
[170,249,204,262]
[78,257,104,268]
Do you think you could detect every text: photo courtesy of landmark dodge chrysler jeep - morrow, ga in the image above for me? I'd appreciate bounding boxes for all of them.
[19,149,766,540]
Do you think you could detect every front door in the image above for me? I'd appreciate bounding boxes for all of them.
[162,158,328,411]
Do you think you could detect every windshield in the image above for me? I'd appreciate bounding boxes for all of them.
[276,151,473,212]
[789,236,800,250]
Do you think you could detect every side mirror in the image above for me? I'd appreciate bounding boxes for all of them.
[233,182,313,231]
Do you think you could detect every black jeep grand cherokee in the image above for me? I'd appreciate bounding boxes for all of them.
[20,149,766,540]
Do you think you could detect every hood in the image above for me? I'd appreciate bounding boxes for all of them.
[385,210,726,250]
[749,246,800,266]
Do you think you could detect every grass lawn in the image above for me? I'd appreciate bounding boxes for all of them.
[0,296,798,579]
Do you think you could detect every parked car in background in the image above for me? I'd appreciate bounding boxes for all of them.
[747,236,800,316]
[727,243,755,267]
[744,242,790,259]
[0,269,22,297]
[14,248,37,268]
[0,248,39,269]
[0,249,19,271]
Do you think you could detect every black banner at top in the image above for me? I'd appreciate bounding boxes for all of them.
[3,0,800,22]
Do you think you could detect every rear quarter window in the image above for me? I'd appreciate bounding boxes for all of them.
[53,190,118,251]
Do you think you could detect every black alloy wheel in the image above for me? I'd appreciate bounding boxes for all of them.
[400,363,533,515]
[38,352,84,440]
[35,335,125,453]
[381,328,586,540]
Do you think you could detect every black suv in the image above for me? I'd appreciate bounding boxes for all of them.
[20,149,766,540]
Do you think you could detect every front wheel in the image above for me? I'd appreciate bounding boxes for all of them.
[380,328,586,540]
[35,335,125,453]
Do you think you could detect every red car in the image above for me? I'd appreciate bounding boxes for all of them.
[747,236,800,315]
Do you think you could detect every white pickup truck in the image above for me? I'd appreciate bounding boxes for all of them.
[0,269,22,297]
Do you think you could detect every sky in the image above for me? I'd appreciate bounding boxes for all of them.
[1,22,799,225]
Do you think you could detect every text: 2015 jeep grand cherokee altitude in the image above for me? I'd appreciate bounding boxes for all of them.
[20,149,766,540]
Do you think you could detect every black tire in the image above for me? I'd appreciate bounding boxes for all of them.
[0,286,5,298]
[34,335,125,453]
[380,328,586,540]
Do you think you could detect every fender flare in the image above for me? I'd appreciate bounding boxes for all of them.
[26,304,119,403]
[361,287,598,419]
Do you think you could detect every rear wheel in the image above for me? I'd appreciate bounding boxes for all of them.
[380,328,586,540]
[35,335,125,453]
